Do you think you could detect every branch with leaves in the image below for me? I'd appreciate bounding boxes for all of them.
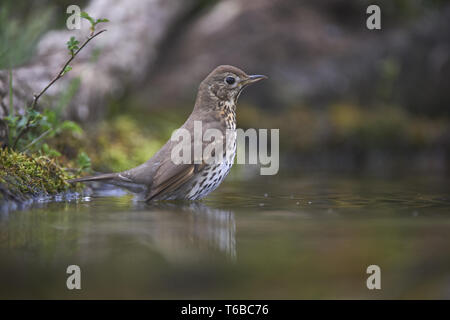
[80,12,109,35]
[8,11,108,151]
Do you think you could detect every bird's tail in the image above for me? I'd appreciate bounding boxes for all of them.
[67,173,118,184]
[67,172,147,194]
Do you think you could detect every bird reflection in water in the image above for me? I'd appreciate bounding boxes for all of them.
[0,195,237,264]
[142,201,236,261]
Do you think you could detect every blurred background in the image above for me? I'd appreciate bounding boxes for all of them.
[1,0,449,175]
[1,0,450,300]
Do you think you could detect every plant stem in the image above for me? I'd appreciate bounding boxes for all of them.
[29,29,107,112]
[8,68,14,146]
[21,129,52,152]
[12,29,107,149]
[8,68,13,116]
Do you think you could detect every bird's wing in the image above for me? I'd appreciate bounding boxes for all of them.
[145,118,225,201]
[145,162,205,201]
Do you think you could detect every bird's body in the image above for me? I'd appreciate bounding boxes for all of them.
[68,65,266,201]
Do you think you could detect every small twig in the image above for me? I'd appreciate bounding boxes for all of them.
[21,129,52,152]
[12,29,107,149]
[8,68,13,116]
[30,29,107,111]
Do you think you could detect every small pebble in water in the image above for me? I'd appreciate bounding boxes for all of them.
[296,201,300,205]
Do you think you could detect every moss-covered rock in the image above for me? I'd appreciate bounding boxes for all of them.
[0,148,80,203]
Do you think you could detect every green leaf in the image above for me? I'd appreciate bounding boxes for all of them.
[96,18,109,24]
[80,12,90,19]
[62,65,72,75]
[41,143,61,157]
[66,36,79,55]
[77,151,92,171]
[81,11,95,25]
[43,109,57,126]
[28,110,43,124]
[41,143,49,153]
[28,109,40,118]
[60,120,83,134]
[17,116,28,129]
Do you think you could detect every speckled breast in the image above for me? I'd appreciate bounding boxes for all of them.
[187,130,237,200]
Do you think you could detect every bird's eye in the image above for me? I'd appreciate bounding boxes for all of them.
[225,76,235,85]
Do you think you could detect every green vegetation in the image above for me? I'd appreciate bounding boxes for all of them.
[0,2,52,69]
[0,148,80,201]
[86,115,166,172]
[80,11,109,35]
[5,11,107,153]
[1,9,108,203]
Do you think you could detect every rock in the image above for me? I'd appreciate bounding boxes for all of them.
[0,0,197,121]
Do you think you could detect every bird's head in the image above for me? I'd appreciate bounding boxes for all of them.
[199,65,267,104]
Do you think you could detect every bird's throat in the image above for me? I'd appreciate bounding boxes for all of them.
[219,100,237,130]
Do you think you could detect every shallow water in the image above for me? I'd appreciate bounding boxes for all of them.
[0,171,449,299]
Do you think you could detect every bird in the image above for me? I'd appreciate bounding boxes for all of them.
[68,65,267,201]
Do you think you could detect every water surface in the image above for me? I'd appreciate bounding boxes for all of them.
[0,172,449,299]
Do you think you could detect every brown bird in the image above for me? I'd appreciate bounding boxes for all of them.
[68,65,267,201]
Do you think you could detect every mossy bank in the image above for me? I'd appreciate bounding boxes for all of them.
[0,148,81,205]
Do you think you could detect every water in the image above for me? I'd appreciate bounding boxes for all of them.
[0,172,449,299]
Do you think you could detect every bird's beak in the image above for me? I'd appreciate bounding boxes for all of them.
[243,74,268,85]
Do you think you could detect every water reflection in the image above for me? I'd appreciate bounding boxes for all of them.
[1,174,450,298]
[87,185,237,259]
[0,196,237,263]
[143,202,236,261]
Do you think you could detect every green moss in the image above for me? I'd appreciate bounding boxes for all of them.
[86,115,165,172]
[0,148,80,201]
